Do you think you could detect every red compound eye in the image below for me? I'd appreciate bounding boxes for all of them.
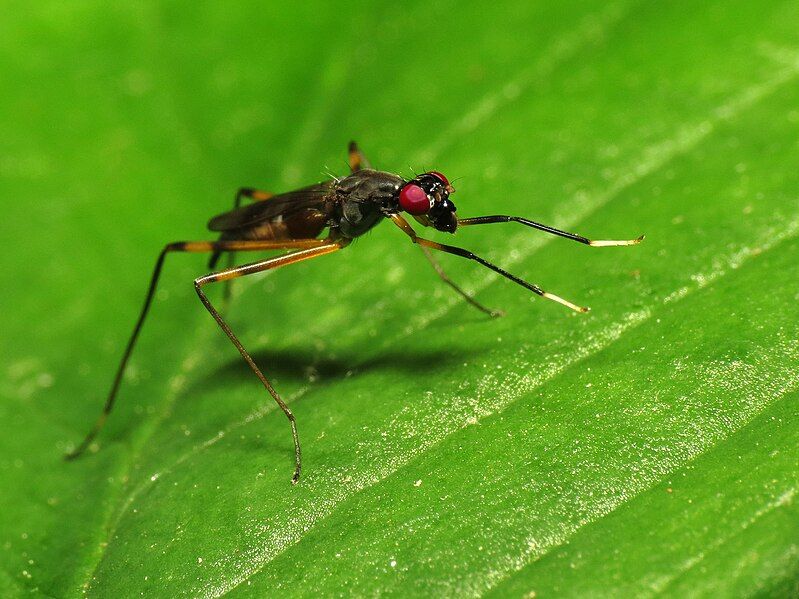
[427,171,450,186]
[399,183,432,214]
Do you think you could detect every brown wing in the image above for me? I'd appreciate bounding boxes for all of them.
[207,182,334,232]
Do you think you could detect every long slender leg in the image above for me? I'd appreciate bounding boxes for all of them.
[65,238,326,461]
[348,141,372,172]
[390,214,589,313]
[458,215,644,247]
[420,246,504,317]
[194,242,344,483]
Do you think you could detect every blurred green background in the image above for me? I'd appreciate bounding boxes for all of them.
[2,1,799,597]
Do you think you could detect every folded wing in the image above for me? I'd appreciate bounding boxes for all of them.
[207,182,334,232]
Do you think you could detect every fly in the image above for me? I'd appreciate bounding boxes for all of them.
[66,142,643,483]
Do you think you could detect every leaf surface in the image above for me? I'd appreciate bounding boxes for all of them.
[1,1,798,596]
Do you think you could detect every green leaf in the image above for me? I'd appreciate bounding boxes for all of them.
[2,0,798,596]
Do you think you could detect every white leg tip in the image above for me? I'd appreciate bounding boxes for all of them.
[542,292,589,313]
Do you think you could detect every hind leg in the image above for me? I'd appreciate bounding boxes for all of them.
[65,238,327,461]
[194,241,345,483]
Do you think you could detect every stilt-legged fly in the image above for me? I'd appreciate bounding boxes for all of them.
[66,142,643,483]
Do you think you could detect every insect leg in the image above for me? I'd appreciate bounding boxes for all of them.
[390,214,588,313]
[194,242,344,484]
[458,215,644,247]
[421,246,504,317]
[348,141,372,172]
[65,238,327,462]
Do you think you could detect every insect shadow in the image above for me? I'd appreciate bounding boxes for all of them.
[205,345,486,389]
[168,346,486,460]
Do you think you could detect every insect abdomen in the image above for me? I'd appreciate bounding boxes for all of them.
[235,209,328,241]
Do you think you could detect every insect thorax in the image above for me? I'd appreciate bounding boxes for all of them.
[335,170,404,238]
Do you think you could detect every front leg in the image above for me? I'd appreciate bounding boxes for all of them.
[458,215,643,247]
[390,214,588,313]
